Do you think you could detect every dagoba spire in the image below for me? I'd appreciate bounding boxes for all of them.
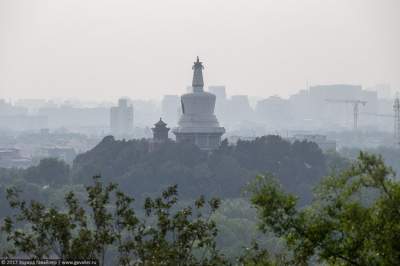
[192,56,204,92]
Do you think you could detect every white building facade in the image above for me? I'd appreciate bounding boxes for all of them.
[173,57,225,150]
[110,98,133,138]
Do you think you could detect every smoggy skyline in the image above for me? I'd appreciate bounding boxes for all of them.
[0,0,399,101]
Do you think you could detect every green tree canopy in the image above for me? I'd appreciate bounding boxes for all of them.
[24,158,70,187]
[249,152,400,265]
[1,177,228,266]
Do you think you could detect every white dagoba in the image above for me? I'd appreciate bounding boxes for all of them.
[173,57,225,150]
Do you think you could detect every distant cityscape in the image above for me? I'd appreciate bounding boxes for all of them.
[0,60,399,168]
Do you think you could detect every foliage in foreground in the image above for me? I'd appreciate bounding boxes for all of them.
[1,177,228,266]
[2,152,400,265]
[250,152,400,265]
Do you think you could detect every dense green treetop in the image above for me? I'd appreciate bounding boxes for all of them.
[1,177,228,266]
[72,135,336,203]
[249,152,400,265]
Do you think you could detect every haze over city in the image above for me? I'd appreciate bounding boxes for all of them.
[1,0,400,100]
[1,1,400,265]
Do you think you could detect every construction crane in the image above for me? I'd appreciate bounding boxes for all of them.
[359,94,400,147]
[325,99,367,130]
[361,112,393,118]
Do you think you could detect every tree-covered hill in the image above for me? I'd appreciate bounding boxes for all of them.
[72,135,341,204]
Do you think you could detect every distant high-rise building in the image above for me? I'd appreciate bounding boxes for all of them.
[161,95,180,126]
[0,99,27,116]
[208,86,227,121]
[173,57,225,150]
[130,99,158,127]
[289,89,312,121]
[208,86,227,101]
[227,95,253,122]
[256,96,292,124]
[15,99,48,114]
[368,83,391,99]
[110,98,133,138]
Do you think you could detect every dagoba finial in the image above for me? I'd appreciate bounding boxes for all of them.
[192,56,204,91]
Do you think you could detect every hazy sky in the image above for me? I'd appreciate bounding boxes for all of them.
[0,0,399,101]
